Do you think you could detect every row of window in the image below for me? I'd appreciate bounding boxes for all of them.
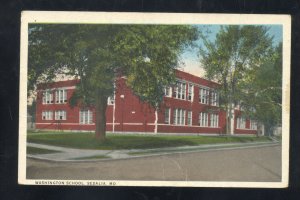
[236,117,257,130]
[164,81,219,106]
[42,109,93,124]
[42,89,68,104]
[164,108,219,128]
[42,110,66,120]
[43,89,117,106]
[41,109,257,130]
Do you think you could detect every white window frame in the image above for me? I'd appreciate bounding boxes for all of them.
[210,113,219,127]
[173,108,186,125]
[55,110,67,120]
[42,111,53,120]
[199,87,209,104]
[80,109,93,124]
[237,117,246,129]
[211,90,219,106]
[173,81,187,100]
[176,109,181,125]
[164,86,172,97]
[55,89,67,104]
[107,96,115,105]
[164,108,171,124]
[199,112,208,127]
[187,84,194,101]
[187,111,192,126]
[173,109,177,125]
[42,91,53,104]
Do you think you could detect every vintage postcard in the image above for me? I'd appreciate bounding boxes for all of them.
[19,11,291,187]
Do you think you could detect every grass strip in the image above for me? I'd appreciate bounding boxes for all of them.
[27,146,61,155]
[27,131,272,150]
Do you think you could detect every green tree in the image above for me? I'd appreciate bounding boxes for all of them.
[28,24,197,140]
[198,25,274,134]
[240,43,282,136]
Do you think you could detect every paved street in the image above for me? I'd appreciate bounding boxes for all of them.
[27,145,281,182]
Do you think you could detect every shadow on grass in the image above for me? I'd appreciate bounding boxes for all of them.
[27,146,61,155]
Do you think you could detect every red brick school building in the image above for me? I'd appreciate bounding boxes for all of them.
[35,70,258,135]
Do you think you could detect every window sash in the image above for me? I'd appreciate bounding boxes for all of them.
[173,109,177,125]
[55,110,66,120]
[177,109,181,125]
[211,91,219,106]
[237,117,246,129]
[43,91,53,104]
[164,108,170,124]
[188,84,193,101]
[80,110,93,124]
[200,88,209,104]
[164,87,171,97]
[42,111,53,120]
[187,111,192,126]
[173,82,187,100]
[55,89,67,103]
[173,108,186,125]
[107,96,115,105]
[199,112,208,127]
[210,114,219,127]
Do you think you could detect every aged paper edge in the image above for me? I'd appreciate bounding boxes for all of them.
[18,11,291,188]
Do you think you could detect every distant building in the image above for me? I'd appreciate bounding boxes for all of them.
[35,70,258,135]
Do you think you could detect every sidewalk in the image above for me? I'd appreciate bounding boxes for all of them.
[27,141,280,162]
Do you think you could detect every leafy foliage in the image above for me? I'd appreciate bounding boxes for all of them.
[28,24,198,138]
[240,43,282,135]
[199,25,275,134]
[29,24,197,107]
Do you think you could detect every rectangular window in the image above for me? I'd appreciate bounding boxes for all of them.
[211,91,219,106]
[173,108,186,125]
[177,109,181,125]
[250,120,257,130]
[164,86,172,97]
[55,89,67,104]
[164,108,170,124]
[80,110,93,124]
[187,111,192,126]
[199,88,209,104]
[210,113,219,127]
[181,83,186,99]
[237,117,246,129]
[199,112,208,127]
[181,110,186,125]
[42,91,53,104]
[55,110,66,120]
[173,109,177,125]
[42,111,53,120]
[173,81,187,100]
[107,96,115,105]
[188,84,194,101]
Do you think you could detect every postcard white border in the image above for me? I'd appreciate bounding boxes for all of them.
[19,11,291,188]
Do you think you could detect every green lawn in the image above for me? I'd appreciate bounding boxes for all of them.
[27,146,61,155]
[27,132,272,150]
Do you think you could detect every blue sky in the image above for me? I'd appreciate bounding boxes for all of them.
[181,24,283,77]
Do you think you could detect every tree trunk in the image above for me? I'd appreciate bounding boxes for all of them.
[226,103,233,135]
[95,93,108,141]
[154,108,158,134]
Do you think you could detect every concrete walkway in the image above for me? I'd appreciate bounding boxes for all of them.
[27,141,280,162]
